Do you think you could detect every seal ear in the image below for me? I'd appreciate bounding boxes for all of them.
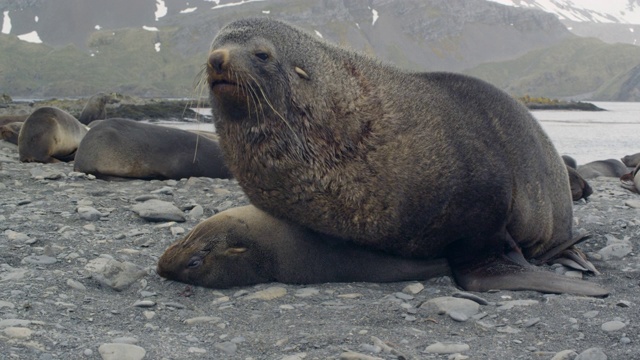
[225,247,248,255]
[294,66,310,80]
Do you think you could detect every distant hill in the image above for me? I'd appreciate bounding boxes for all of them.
[594,63,640,101]
[464,37,640,100]
[0,0,573,98]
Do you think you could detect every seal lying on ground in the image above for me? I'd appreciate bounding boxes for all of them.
[577,159,630,179]
[205,18,607,296]
[567,166,592,201]
[621,152,640,168]
[0,114,28,126]
[74,118,232,180]
[562,155,578,169]
[620,164,640,193]
[18,107,88,163]
[0,122,23,145]
[157,205,451,288]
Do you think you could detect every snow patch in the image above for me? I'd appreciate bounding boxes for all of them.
[143,26,159,32]
[17,31,42,44]
[35,16,39,22]
[372,8,379,26]
[155,0,168,21]
[155,42,161,52]
[485,0,640,25]
[180,7,197,14]
[262,10,270,14]
[631,28,635,33]
[2,11,11,34]
[356,22,360,29]
[95,25,101,30]
[211,0,265,10]
[314,30,323,38]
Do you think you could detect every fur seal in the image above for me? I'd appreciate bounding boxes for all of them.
[562,155,578,169]
[567,166,592,201]
[206,18,607,296]
[621,164,640,193]
[74,118,232,180]
[18,107,88,163]
[157,205,451,288]
[78,93,111,125]
[0,122,23,145]
[621,152,640,168]
[577,159,630,179]
[0,114,28,126]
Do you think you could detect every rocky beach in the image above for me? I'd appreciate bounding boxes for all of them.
[0,136,639,360]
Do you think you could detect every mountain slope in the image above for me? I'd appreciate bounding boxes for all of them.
[0,0,574,98]
[464,37,640,99]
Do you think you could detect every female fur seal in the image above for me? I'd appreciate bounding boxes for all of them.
[157,205,450,288]
[18,107,88,163]
[206,18,607,296]
[74,118,232,180]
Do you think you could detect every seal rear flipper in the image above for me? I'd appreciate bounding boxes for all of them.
[532,228,590,265]
[451,252,609,297]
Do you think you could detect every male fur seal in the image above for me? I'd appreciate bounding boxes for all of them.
[0,114,28,126]
[621,164,640,193]
[78,93,111,125]
[206,18,607,296]
[157,205,451,288]
[74,118,232,180]
[18,107,88,163]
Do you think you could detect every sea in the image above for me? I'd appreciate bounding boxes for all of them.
[161,102,640,167]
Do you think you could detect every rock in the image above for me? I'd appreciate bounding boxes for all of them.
[424,342,470,354]
[77,206,105,221]
[0,319,31,328]
[85,257,148,291]
[340,352,384,360]
[575,347,607,360]
[598,242,632,260]
[131,199,185,222]
[22,255,57,265]
[601,320,626,332]
[403,282,424,295]
[245,286,287,300]
[294,288,319,298]
[4,326,33,339]
[496,300,539,310]
[29,167,66,180]
[184,316,221,325]
[66,278,87,291]
[98,343,146,360]
[214,341,237,355]
[551,350,578,360]
[420,297,480,318]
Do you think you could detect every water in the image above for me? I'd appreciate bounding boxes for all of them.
[534,102,640,165]
[166,102,640,166]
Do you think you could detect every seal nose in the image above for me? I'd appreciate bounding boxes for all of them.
[209,49,229,74]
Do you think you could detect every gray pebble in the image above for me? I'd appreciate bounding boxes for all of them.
[394,292,414,300]
[598,242,632,260]
[420,297,480,318]
[66,278,87,291]
[575,347,607,360]
[523,317,541,328]
[131,199,185,222]
[452,292,489,305]
[133,300,156,308]
[424,342,470,354]
[98,343,146,360]
[601,320,626,332]
[85,257,148,291]
[448,311,469,322]
[22,255,57,265]
[77,206,104,221]
[215,341,238,355]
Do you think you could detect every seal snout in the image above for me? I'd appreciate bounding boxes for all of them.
[208,49,230,74]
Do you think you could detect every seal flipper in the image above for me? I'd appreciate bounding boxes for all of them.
[451,251,609,297]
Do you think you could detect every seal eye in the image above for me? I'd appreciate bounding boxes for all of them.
[255,52,269,61]
[187,256,203,269]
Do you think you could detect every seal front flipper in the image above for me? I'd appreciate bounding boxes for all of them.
[451,251,609,297]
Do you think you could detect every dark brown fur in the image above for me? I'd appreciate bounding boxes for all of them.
[0,114,29,126]
[78,93,111,125]
[18,107,87,163]
[74,118,231,180]
[204,18,606,296]
[157,205,450,289]
[0,122,23,145]
[577,159,630,179]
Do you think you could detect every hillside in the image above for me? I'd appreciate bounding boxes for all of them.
[464,37,640,99]
[0,0,573,98]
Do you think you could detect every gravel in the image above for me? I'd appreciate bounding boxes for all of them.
[1,139,640,359]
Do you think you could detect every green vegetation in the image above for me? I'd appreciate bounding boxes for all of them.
[464,37,640,99]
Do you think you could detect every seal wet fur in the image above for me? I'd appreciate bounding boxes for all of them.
[157,205,450,289]
[206,18,607,296]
